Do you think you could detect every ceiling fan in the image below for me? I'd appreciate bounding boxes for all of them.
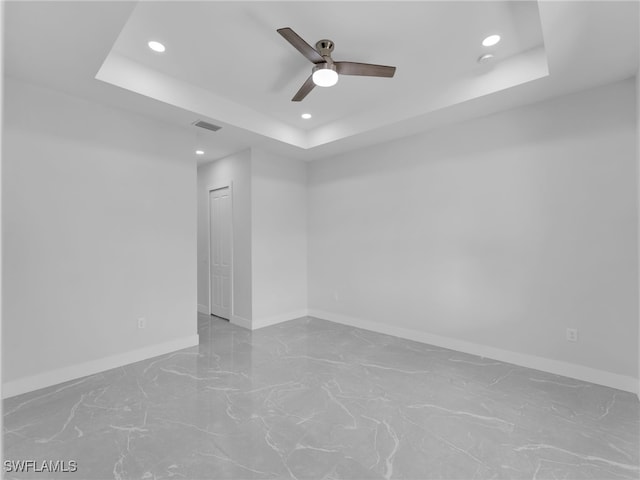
[277,27,397,102]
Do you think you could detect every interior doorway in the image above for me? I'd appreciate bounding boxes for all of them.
[208,186,232,320]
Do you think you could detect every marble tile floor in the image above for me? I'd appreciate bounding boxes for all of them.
[3,314,639,480]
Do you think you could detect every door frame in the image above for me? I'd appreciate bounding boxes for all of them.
[207,182,234,319]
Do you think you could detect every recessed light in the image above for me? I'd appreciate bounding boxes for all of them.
[482,34,501,47]
[148,41,166,53]
[301,113,312,119]
[195,150,204,155]
[477,53,494,64]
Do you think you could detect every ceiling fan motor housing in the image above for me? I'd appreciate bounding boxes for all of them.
[315,39,335,58]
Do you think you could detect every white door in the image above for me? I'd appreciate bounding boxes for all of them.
[209,187,232,319]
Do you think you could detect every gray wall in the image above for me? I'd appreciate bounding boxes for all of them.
[308,78,638,381]
[197,148,308,328]
[197,149,253,323]
[637,69,640,398]
[5,73,637,396]
[251,149,307,326]
[2,79,197,390]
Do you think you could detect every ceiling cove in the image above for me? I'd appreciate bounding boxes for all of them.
[96,1,548,151]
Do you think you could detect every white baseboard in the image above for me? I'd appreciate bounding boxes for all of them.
[252,310,309,330]
[230,314,251,330]
[2,335,200,399]
[308,309,638,395]
[230,311,309,331]
[197,303,209,315]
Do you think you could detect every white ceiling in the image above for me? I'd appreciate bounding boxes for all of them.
[3,1,639,163]
[110,2,544,129]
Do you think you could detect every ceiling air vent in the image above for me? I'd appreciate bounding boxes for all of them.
[193,120,222,132]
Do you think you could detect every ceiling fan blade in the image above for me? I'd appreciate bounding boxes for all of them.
[292,75,315,102]
[335,62,396,78]
[277,27,324,64]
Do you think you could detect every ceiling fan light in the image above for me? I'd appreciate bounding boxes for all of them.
[312,65,339,87]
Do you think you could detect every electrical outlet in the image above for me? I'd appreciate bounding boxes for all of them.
[566,328,578,342]
[138,317,146,329]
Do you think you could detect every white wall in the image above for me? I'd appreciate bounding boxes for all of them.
[2,79,198,396]
[308,78,638,389]
[637,68,640,398]
[251,149,307,327]
[0,0,5,410]
[196,148,307,329]
[197,150,252,324]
